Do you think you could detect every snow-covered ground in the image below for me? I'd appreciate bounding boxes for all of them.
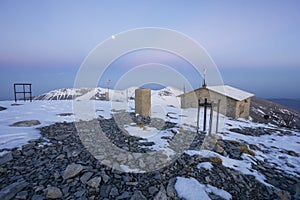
[0,87,213,149]
[1,87,300,198]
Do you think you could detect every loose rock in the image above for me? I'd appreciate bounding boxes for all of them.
[130,190,147,200]
[154,185,168,200]
[63,163,84,180]
[46,186,62,199]
[86,176,102,188]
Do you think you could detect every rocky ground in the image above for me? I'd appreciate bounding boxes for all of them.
[250,98,300,130]
[0,115,299,200]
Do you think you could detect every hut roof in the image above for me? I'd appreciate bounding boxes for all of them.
[207,85,254,101]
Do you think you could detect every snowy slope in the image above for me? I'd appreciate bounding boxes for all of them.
[34,86,183,101]
[34,87,105,100]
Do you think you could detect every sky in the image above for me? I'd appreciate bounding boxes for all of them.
[0,0,300,100]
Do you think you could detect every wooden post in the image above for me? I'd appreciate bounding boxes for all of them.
[197,100,200,133]
[203,98,207,132]
[209,102,214,135]
[216,99,220,133]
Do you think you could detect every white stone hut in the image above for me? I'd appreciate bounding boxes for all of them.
[178,85,254,119]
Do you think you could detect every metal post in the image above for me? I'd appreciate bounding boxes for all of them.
[216,99,220,133]
[209,102,214,135]
[29,84,32,102]
[14,84,17,102]
[23,84,26,101]
[203,98,207,132]
[196,99,200,133]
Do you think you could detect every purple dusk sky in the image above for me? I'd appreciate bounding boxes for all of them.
[0,0,300,100]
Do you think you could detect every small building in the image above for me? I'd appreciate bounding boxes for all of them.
[178,85,254,119]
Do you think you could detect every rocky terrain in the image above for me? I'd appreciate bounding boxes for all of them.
[0,115,299,200]
[1,88,299,199]
[250,98,300,130]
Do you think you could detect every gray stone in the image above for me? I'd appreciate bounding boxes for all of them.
[80,172,93,184]
[22,149,35,157]
[10,120,41,127]
[154,185,168,200]
[0,181,28,200]
[109,186,119,197]
[0,151,13,165]
[63,163,84,180]
[116,191,131,200]
[31,194,44,200]
[78,196,88,200]
[46,186,62,199]
[100,185,112,198]
[74,189,86,197]
[34,186,44,192]
[61,185,69,194]
[126,181,138,186]
[166,178,177,198]
[86,176,102,188]
[101,173,110,183]
[205,176,211,182]
[148,186,159,195]
[130,190,147,200]
[15,190,28,199]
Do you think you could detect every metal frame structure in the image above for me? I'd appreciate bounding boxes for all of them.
[13,83,32,102]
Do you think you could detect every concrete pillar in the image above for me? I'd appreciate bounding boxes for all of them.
[105,92,109,101]
[135,89,151,117]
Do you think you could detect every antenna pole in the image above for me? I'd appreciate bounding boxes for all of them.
[203,67,207,87]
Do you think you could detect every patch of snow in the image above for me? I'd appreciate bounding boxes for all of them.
[197,162,213,170]
[175,177,232,200]
[124,125,158,139]
[120,164,145,173]
[205,184,232,200]
[175,177,210,200]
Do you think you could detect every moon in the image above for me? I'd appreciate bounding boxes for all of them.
[111,35,116,40]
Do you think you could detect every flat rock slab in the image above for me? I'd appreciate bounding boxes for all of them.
[57,113,73,116]
[0,181,28,200]
[10,120,41,127]
[10,103,23,106]
[0,106,7,111]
